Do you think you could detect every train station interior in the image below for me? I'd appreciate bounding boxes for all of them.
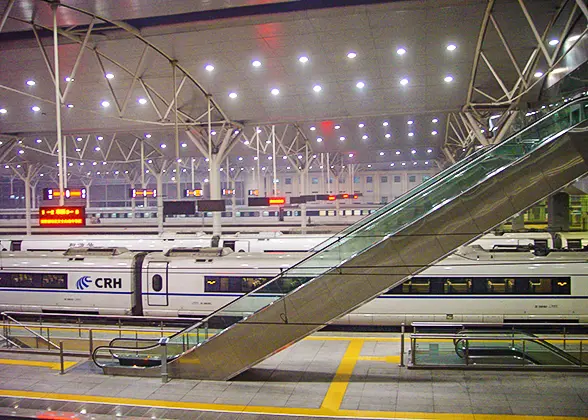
[0,0,587,419]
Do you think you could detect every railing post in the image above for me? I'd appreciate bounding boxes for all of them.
[78,317,82,338]
[580,340,583,367]
[399,323,405,367]
[47,328,51,350]
[118,320,122,338]
[522,340,526,366]
[88,329,93,357]
[465,339,469,366]
[59,341,64,374]
[563,326,567,350]
[159,337,169,383]
[410,336,416,366]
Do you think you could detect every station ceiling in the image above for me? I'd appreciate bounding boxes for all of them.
[0,0,570,174]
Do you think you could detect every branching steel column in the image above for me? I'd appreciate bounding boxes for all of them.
[52,4,65,206]
[0,0,15,33]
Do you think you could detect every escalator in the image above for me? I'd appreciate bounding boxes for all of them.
[94,97,588,380]
[454,330,582,366]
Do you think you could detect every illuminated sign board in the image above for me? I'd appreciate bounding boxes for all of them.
[248,197,286,206]
[328,195,336,201]
[163,201,196,216]
[222,189,235,196]
[184,189,203,197]
[197,200,226,212]
[248,189,259,196]
[39,206,86,227]
[130,189,157,198]
[43,188,87,200]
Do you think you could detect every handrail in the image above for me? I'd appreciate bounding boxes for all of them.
[2,313,59,350]
[2,311,202,324]
[0,333,21,348]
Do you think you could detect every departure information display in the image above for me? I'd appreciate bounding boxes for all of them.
[43,188,87,200]
[39,206,86,227]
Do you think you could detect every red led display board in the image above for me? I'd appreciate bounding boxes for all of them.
[39,206,86,227]
[248,197,286,206]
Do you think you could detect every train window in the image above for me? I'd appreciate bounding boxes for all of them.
[394,176,401,183]
[529,278,552,294]
[444,278,471,294]
[204,275,270,293]
[381,176,388,183]
[486,278,512,293]
[0,273,12,287]
[285,178,292,185]
[402,279,430,293]
[553,278,571,294]
[366,176,373,184]
[241,277,268,292]
[12,273,35,288]
[152,274,163,292]
[42,274,67,289]
[409,175,416,183]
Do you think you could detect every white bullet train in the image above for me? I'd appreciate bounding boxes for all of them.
[0,231,578,254]
[0,244,586,325]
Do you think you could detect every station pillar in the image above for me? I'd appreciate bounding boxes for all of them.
[547,192,570,232]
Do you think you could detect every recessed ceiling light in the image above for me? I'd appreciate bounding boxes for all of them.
[400,78,409,86]
[396,47,406,55]
[358,123,365,128]
[431,130,438,135]
[97,136,104,140]
[0,108,6,114]
[348,153,354,158]
[211,130,216,135]
[160,143,166,149]
[229,92,238,99]
[138,98,148,105]
[310,126,316,131]
[446,44,457,51]
[339,136,345,141]
[18,149,24,154]
[65,76,73,82]
[76,148,81,152]
[205,64,215,72]
[271,88,280,96]
[427,148,433,153]
[181,143,187,148]
[68,162,73,167]
[362,134,368,140]
[66,104,74,108]
[335,125,341,129]
[356,81,365,89]
[76,137,82,141]
[390,163,395,167]
[145,133,151,138]
[313,85,322,92]
[385,133,391,138]
[407,120,413,125]
[347,51,357,59]
[26,80,36,86]
[299,56,309,63]
[432,118,439,123]
[317,137,323,142]
[283,156,287,159]
[413,162,417,165]
[35,138,42,143]
[101,100,110,108]
[379,151,384,156]
[31,106,40,112]
[408,132,414,137]
[411,149,416,154]
[425,161,429,165]
[94,146,100,151]
[268,156,272,160]
[548,39,559,46]
[396,150,401,155]
[105,73,114,79]
[252,60,262,67]
[383,121,389,126]
[402,162,406,166]
[444,75,454,83]
[534,71,543,78]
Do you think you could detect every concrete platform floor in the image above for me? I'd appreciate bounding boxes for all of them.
[0,333,587,419]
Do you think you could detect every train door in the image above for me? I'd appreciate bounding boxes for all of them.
[146,261,169,306]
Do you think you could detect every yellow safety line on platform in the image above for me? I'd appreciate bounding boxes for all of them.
[358,355,401,363]
[0,389,583,420]
[321,338,364,412]
[0,358,78,370]
[306,336,401,342]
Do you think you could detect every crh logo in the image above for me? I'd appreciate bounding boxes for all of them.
[76,276,92,290]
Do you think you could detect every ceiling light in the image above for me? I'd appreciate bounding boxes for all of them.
[408,132,414,137]
[205,64,215,72]
[244,140,250,145]
[35,138,42,143]
[425,161,429,165]
[138,98,148,105]
[75,148,81,152]
[431,130,438,135]
[160,143,166,149]
[317,137,323,143]
[283,156,288,159]
[66,104,74,108]
[356,81,365,89]
[313,85,322,92]
[211,130,216,135]
[383,121,389,126]
[379,151,385,156]
[105,73,114,79]
[548,39,559,46]
[446,44,457,51]
[76,137,82,141]
[18,149,24,155]
[348,153,354,158]
[31,106,40,112]
[101,100,110,108]
[0,109,6,114]
[390,163,395,167]
[26,80,36,86]
[407,120,413,125]
[268,156,272,160]
[68,162,73,167]
[432,118,439,123]
[402,162,406,166]
[395,150,401,155]
[385,133,391,138]
[252,60,262,67]
[444,75,454,83]
[79,162,84,165]
[534,71,544,78]
[362,134,368,140]
[271,88,280,96]
[411,149,416,154]
[253,156,258,160]
[400,78,409,86]
[298,155,303,159]
[97,136,104,140]
[396,47,406,55]
[335,125,340,129]
[145,133,151,138]
[427,148,433,153]
[299,56,309,63]
[413,162,417,165]
[181,143,187,148]
[65,76,73,82]
[347,51,357,59]
[358,123,365,128]
[339,136,345,141]
[310,126,316,131]
[229,92,238,99]
[94,146,100,151]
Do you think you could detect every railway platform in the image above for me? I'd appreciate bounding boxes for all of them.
[0,332,587,419]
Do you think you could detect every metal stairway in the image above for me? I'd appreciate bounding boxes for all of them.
[95,97,588,380]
